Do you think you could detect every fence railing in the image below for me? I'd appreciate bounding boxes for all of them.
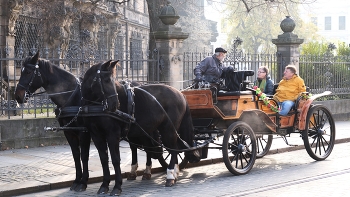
[183,52,279,87]
[0,48,158,119]
[299,54,350,98]
[1,49,350,119]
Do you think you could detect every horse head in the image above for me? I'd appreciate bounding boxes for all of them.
[81,60,120,112]
[15,51,43,103]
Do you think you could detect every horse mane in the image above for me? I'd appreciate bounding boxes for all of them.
[39,59,55,74]
[22,56,53,74]
[39,58,78,79]
[111,61,118,78]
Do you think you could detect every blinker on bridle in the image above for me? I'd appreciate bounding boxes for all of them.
[90,68,118,111]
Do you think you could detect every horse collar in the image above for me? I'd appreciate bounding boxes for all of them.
[123,83,135,117]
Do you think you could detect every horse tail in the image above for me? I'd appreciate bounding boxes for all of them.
[177,102,195,149]
[179,102,201,163]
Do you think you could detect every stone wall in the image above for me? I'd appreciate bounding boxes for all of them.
[314,99,350,121]
[0,118,66,150]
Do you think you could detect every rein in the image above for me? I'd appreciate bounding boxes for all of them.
[128,87,195,152]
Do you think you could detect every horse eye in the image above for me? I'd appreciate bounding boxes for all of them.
[22,67,31,74]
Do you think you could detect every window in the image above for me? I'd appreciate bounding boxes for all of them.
[130,39,142,70]
[339,16,346,30]
[311,17,317,26]
[325,17,331,30]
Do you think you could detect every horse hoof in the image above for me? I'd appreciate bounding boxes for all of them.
[74,183,87,192]
[186,150,201,163]
[142,173,151,180]
[110,188,122,196]
[127,173,137,180]
[70,182,79,191]
[165,179,176,187]
[97,186,109,194]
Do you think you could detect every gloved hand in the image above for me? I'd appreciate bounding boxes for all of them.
[194,75,203,82]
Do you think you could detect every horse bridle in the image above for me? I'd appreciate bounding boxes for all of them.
[17,62,78,100]
[88,68,118,111]
[17,63,44,96]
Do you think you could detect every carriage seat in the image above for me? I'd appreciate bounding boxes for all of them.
[272,83,310,115]
[222,70,254,91]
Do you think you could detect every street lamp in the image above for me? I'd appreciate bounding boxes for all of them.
[226,36,244,69]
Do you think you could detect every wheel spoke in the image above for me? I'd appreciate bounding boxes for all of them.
[304,105,335,161]
[242,153,249,164]
[223,121,256,175]
[240,154,244,169]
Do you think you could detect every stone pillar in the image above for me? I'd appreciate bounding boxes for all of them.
[2,0,23,82]
[150,1,189,90]
[272,16,304,82]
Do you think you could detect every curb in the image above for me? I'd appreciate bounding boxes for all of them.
[2,138,349,197]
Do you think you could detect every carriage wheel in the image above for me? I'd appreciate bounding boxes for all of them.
[302,105,335,161]
[158,150,188,170]
[256,134,273,158]
[222,121,257,175]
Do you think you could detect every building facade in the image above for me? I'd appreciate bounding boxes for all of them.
[0,0,217,79]
[302,0,350,44]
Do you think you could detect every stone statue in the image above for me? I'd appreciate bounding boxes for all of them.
[8,0,24,36]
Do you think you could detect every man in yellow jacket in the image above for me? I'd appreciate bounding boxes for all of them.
[273,65,306,116]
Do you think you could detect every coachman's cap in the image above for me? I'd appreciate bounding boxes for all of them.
[215,47,227,53]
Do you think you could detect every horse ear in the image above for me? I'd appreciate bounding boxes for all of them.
[110,60,120,69]
[31,51,40,64]
[101,60,112,70]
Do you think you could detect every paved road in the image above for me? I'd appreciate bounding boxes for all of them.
[16,142,350,197]
[0,121,349,196]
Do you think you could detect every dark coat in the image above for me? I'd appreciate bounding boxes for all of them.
[254,76,274,95]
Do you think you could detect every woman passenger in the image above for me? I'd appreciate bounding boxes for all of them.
[254,66,274,95]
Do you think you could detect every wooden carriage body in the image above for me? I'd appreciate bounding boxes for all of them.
[181,88,310,135]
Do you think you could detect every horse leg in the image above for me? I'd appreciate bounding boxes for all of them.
[142,153,152,180]
[107,132,122,196]
[127,144,138,180]
[63,131,83,191]
[165,151,178,187]
[74,131,91,192]
[90,131,110,195]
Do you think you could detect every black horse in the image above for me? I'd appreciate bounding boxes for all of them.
[14,52,91,192]
[81,60,200,195]
[119,80,164,181]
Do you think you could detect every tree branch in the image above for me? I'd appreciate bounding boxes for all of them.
[241,0,251,12]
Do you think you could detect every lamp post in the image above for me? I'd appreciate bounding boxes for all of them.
[226,36,243,69]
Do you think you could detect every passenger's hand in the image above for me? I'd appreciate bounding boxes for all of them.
[194,75,203,82]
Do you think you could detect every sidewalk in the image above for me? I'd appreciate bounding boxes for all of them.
[1,121,349,197]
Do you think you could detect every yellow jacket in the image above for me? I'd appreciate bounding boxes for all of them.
[273,75,306,102]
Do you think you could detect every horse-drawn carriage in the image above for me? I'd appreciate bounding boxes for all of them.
[180,70,335,175]
[14,53,335,195]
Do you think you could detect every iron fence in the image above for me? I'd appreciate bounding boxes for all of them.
[183,52,279,88]
[0,47,158,119]
[183,52,350,99]
[299,54,350,99]
[1,48,350,119]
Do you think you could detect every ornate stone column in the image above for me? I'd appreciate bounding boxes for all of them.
[4,0,23,81]
[150,1,189,90]
[272,16,304,82]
